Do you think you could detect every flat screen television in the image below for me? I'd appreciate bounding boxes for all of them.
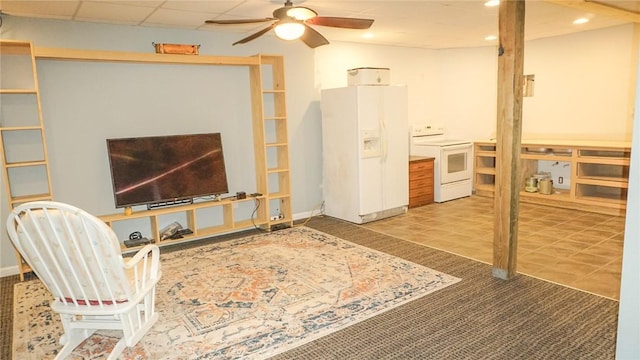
[106,133,229,209]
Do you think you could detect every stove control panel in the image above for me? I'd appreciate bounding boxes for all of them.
[411,124,445,137]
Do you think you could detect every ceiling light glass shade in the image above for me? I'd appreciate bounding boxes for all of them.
[287,7,316,21]
[274,22,306,40]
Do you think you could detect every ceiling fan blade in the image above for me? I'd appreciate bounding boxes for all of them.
[300,25,330,48]
[205,18,275,25]
[233,24,276,45]
[305,17,374,29]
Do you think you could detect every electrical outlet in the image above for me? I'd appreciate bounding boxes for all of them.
[558,176,563,184]
[270,213,284,221]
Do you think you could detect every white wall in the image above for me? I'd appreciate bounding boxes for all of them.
[522,25,635,140]
[314,42,440,128]
[431,46,498,140]
[0,17,636,275]
[616,28,640,357]
[316,25,635,143]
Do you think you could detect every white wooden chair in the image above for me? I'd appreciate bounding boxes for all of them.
[6,201,161,359]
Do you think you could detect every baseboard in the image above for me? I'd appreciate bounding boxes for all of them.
[292,210,326,224]
[1,265,19,278]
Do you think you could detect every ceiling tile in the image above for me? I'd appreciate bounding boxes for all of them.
[76,1,156,24]
[1,0,637,49]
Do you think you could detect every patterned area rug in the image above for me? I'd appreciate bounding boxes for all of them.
[13,226,460,359]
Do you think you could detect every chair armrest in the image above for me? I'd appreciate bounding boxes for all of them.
[124,244,161,293]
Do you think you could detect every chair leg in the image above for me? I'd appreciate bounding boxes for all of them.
[55,328,95,360]
[107,338,128,360]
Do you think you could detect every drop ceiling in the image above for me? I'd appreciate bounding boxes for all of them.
[1,0,638,49]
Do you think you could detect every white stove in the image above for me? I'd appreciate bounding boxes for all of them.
[410,125,473,203]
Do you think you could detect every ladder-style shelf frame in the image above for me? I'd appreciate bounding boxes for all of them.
[1,42,293,280]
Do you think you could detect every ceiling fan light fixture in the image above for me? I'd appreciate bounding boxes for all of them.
[287,7,316,21]
[573,17,589,25]
[275,20,306,40]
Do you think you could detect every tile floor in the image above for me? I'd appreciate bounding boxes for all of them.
[363,196,625,300]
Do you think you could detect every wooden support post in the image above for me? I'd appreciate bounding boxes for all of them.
[493,0,525,280]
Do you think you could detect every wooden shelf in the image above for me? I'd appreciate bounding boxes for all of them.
[576,177,629,186]
[34,47,260,66]
[475,167,496,175]
[576,157,630,165]
[520,189,571,200]
[520,153,574,161]
[0,125,43,131]
[475,184,495,193]
[473,140,629,216]
[0,89,38,94]
[105,197,272,252]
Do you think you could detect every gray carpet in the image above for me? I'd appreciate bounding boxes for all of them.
[273,216,618,360]
[2,215,618,359]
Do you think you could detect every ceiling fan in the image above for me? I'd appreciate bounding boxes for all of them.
[204,0,374,48]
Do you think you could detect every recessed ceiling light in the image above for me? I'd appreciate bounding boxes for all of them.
[484,0,500,7]
[362,32,374,39]
[485,35,497,41]
[573,17,589,24]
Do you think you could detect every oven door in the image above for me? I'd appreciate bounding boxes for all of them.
[440,143,473,184]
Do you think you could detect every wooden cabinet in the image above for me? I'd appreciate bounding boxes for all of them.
[473,140,630,216]
[409,156,434,208]
[3,45,293,278]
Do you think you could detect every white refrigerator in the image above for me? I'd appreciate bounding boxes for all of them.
[321,85,409,224]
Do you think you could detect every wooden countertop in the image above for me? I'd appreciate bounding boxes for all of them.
[409,156,435,162]
[474,139,631,149]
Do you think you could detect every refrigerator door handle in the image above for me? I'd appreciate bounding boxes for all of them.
[380,117,388,161]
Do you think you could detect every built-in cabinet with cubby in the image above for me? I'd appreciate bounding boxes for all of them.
[1,41,293,280]
[473,140,631,216]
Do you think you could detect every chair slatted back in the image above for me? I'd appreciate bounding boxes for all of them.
[7,201,132,307]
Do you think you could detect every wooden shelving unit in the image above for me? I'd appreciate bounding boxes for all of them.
[473,143,497,197]
[2,43,294,277]
[99,196,269,248]
[473,140,631,215]
[0,40,55,280]
[250,55,292,228]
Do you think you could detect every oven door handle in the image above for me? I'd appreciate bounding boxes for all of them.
[442,143,472,151]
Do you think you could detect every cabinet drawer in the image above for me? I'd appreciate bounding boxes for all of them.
[410,168,433,181]
[410,160,433,173]
[409,177,434,191]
